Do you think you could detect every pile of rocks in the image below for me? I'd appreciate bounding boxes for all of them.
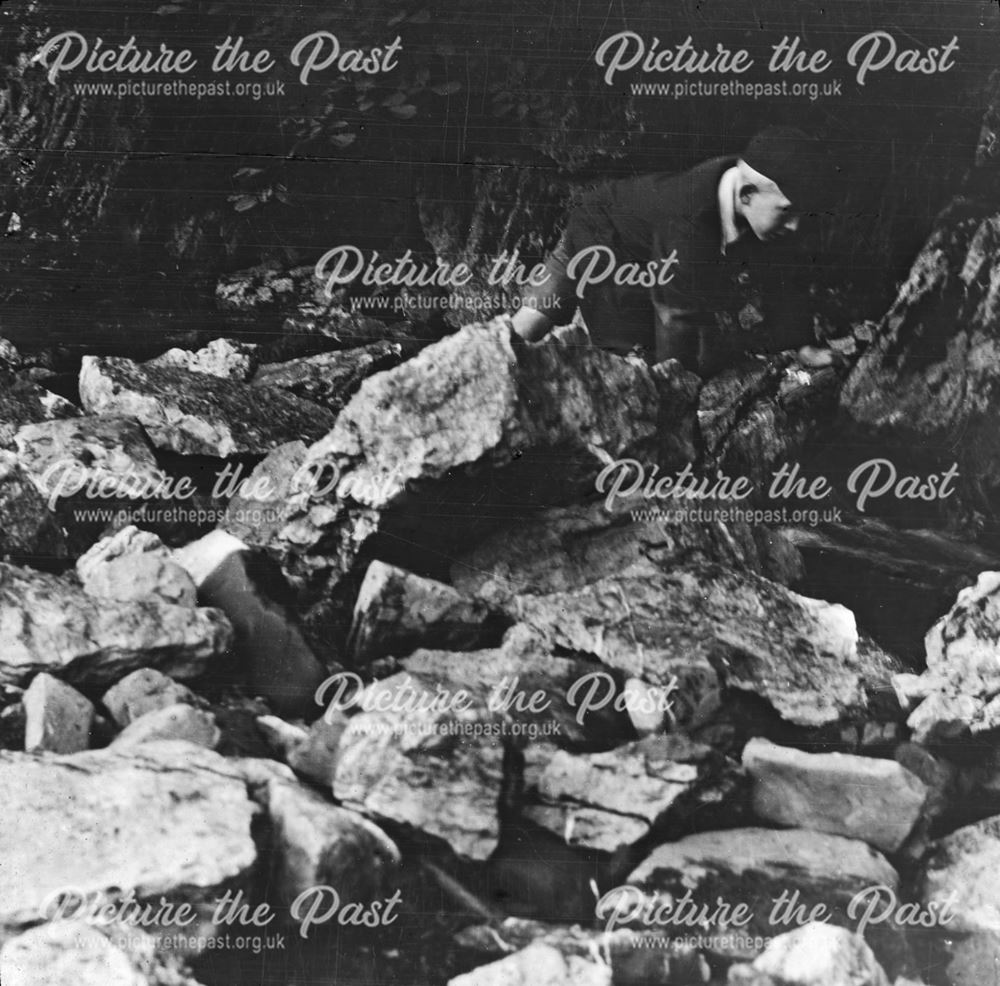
[0,316,996,986]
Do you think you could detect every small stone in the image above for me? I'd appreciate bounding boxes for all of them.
[101,668,196,727]
[23,673,94,753]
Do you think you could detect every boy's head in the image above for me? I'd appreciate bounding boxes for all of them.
[735,125,836,241]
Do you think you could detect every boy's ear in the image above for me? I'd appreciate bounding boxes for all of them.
[738,183,758,204]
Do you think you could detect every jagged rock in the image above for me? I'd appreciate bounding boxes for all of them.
[0,562,232,688]
[742,738,927,852]
[454,918,709,985]
[172,531,326,716]
[0,451,67,560]
[727,923,889,986]
[0,337,23,370]
[447,942,611,986]
[896,571,1000,743]
[332,673,507,860]
[450,497,791,607]
[255,772,400,907]
[256,714,310,756]
[347,561,505,665]
[620,827,898,958]
[521,735,718,853]
[838,197,1000,528]
[101,668,197,727]
[111,703,219,750]
[215,262,320,312]
[76,526,168,581]
[252,341,406,412]
[920,814,1000,934]
[0,920,207,986]
[78,355,337,457]
[23,672,93,753]
[14,415,167,510]
[0,369,79,448]
[145,338,259,381]
[229,318,699,592]
[512,565,869,729]
[0,741,258,935]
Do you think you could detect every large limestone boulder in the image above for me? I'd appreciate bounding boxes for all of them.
[0,742,259,937]
[0,561,232,688]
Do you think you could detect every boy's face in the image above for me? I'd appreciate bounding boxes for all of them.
[737,164,802,242]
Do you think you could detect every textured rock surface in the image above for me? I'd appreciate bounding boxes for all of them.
[101,668,197,727]
[0,741,258,933]
[0,450,67,561]
[252,341,406,411]
[450,497,789,606]
[623,827,898,953]
[78,355,336,457]
[0,920,206,986]
[347,560,503,665]
[838,197,1000,528]
[172,531,326,716]
[332,673,507,860]
[727,922,890,986]
[229,319,699,590]
[447,942,612,986]
[15,415,167,508]
[0,562,232,688]
[743,738,927,852]
[896,571,1000,743]
[76,526,169,582]
[0,369,79,448]
[513,565,868,728]
[84,554,198,607]
[145,338,259,381]
[919,814,1000,934]
[111,703,219,750]
[23,672,94,753]
[522,735,715,852]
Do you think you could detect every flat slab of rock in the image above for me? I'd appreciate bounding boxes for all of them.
[78,355,336,457]
[447,942,611,986]
[621,827,898,954]
[513,565,867,728]
[146,338,258,381]
[0,741,258,934]
[743,738,927,852]
[347,560,502,665]
[0,561,231,688]
[332,673,507,860]
[523,735,714,853]
[727,922,889,986]
[23,672,93,753]
[898,572,1000,744]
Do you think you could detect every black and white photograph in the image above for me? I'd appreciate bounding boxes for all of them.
[1,0,1000,983]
